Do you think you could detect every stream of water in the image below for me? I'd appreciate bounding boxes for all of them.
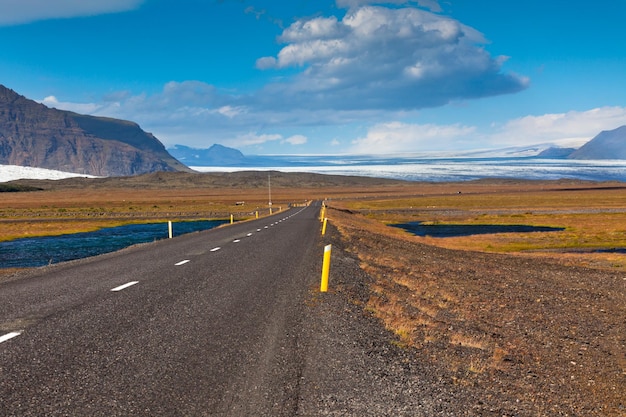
[0,220,227,268]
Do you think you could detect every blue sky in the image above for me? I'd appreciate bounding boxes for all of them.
[1,0,625,155]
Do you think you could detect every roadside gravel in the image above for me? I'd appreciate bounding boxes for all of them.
[304,208,625,416]
[297,225,478,416]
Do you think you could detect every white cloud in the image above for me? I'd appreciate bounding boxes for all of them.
[227,133,307,148]
[349,107,626,154]
[40,95,103,114]
[283,135,308,145]
[350,121,476,153]
[492,106,626,147]
[0,0,144,26]
[216,106,247,118]
[256,5,528,111]
[232,132,283,147]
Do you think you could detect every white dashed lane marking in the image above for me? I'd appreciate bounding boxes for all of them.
[210,247,221,252]
[0,331,22,344]
[111,281,139,292]
[175,260,190,266]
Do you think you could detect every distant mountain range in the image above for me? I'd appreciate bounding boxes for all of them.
[2,84,626,177]
[168,144,247,166]
[173,126,626,168]
[0,85,190,176]
[173,125,626,167]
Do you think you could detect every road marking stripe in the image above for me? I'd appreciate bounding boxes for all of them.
[210,247,221,252]
[233,239,241,243]
[0,331,22,344]
[247,233,253,237]
[175,260,190,266]
[111,281,139,292]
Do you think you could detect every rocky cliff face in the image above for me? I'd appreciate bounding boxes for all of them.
[0,85,191,176]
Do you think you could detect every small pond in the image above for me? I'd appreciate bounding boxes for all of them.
[392,221,565,238]
[0,220,228,268]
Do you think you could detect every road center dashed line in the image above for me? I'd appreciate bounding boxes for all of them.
[247,233,253,237]
[233,239,241,243]
[210,247,221,252]
[175,260,190,266]
[111,281,139,292]
[0,331,22,344]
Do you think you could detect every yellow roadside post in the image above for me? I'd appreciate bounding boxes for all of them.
[256,211,259,219]
[230,214,234,224]
[322,217,328,235]
[320,244,332,292]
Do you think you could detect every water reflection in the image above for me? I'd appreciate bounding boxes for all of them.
[0,220,227,268]
[392,222,565,238]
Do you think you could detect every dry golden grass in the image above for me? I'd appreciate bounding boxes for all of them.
[328,206,626,415]
[0,170,418,241]
[0,187,310,241]
[333,181,626,271]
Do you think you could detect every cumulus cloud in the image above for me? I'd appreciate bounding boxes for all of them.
[0,0,144,26]
[256,5,528,111]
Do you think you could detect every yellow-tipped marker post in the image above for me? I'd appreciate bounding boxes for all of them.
[320,244,332,292]
[319,205,326,222]
[322,217,328,236]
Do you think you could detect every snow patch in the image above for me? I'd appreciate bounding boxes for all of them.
[0,165,98,183]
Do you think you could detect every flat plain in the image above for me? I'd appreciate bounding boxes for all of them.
[1,172,625,415]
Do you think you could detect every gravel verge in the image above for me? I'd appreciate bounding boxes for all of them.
[296,209,625,416]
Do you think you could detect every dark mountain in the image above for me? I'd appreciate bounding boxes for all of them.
[168,144,246,166]
[0,85,191,176]
[568,125,626,160]
[537,147,576,158]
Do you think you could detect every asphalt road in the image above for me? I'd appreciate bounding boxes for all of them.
[0,204,324,416]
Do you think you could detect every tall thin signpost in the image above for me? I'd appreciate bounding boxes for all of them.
[268,173,272,214]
